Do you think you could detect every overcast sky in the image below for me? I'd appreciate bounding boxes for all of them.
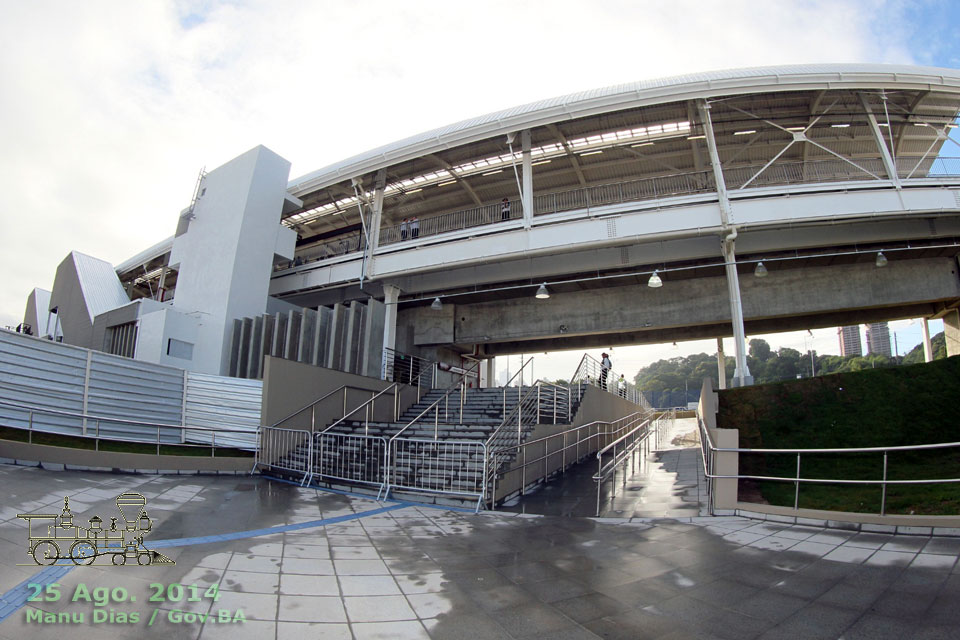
[1,1,958,382]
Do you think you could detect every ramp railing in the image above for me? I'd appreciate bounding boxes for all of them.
[593,416,653,515]
[484,411,649,508]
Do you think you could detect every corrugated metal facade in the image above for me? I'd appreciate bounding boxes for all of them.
[0,330,261,450]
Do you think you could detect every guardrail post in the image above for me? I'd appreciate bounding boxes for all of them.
[212,432,216,457]
[881,452,889,515]
[311,405,316,433]
[794,454,801,510]
[28,410,33,444]
[343,388,347,418]
[520,447,526,495]
[95,420,100,451]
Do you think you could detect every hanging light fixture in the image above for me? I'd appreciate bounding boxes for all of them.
[647,270,662,288]
[875,251,888,267]
[431,297,443,310]
[535,283,550,299]
[754,261,768,278]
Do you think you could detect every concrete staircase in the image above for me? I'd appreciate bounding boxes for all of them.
[263,385,583,503]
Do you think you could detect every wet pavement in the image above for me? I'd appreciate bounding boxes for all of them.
[502,417,707,519]
[1,460,959,639]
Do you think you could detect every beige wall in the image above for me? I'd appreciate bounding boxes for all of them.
[261,355,420,431]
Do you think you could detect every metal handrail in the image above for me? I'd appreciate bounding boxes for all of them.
[0,399,253,456]
[484,380,542,450]
[320,383,401,434]
[268,384,359,428]
[696,413,960,516]
[484,411,649,508]
[592,416,653,516]
[388,360,482,442]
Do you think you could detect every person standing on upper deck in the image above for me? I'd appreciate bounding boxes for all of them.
[600,352,612,390]
[400,218,409,240]
[411,216,420,239]
[501,198,511,220]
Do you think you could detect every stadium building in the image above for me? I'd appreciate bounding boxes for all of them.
[18,64,960,386]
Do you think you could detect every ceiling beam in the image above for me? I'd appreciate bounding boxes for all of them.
[546,124,588,187]
[426,153,483,206]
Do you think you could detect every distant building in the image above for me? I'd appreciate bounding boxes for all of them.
[837,326,862,357]
[866,322,892,357]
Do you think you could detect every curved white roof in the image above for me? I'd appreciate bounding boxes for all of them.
[288,63,960,196]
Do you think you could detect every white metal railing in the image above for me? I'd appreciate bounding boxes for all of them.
[696,412,960,517]
[257,426,313,480]
[0,399,255,454]
[383,438,487,511]
[389,360,482,441]
[653,408,676,450]
[484,411,650,508]
[571,353,650,408]
[277,156,960,274]
[306,432,388,490]
[593,416,653,516]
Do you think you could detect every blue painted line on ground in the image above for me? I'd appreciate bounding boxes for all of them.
[0,502,409,624]
[0,564,74,624]
[149,503,409,548]
[263,473,483,514]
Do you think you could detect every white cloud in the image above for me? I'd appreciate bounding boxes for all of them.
[0,0,926,335]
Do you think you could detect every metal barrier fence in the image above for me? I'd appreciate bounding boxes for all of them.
[308,432,388,490]
[384,438,487,511]
[696,414,960,516]
[258,427,313,478]
[0,399,256,455]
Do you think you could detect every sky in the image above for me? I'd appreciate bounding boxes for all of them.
[1,0,959,383]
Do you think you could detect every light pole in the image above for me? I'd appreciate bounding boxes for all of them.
[804,330,816,377]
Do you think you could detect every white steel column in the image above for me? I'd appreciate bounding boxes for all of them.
[716,337,727,389]
[485,358,495,388]
[699,99,751,385]
[860,93,902,189]
[521,129,534,228]
[922,317,933,362]
[367,169,387,275]
[381,284,401,379]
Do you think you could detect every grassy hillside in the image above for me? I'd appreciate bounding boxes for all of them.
[717,356,960,515]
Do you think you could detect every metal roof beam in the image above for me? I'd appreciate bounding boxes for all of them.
[546,124,588,187]
[426,154,482,206]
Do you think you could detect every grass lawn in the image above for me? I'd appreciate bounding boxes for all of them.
[0,426,254,458]
[718,356,960,515]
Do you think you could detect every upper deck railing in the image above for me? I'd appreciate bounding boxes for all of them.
[276,156,960,273]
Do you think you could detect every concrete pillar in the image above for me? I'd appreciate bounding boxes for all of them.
[247,315,263,379]
[716,338,727,389]
[344,301,359,374]
[381,284,401,379]
[711,428,740,512]
[922,317,933,363]
[363,298,386,378]
[485,358,496,388]
[326,303,344,369]
[521,129,533,229]
[945,309,960,357]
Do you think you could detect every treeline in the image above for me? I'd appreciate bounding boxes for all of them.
[634,332,947,408]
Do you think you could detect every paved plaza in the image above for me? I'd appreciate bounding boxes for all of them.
[1,446,960,639]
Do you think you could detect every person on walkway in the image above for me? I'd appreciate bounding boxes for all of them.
[501,198,511,220]
[600,352,612,390]
[400,218,409,240]
[617,374,626,398]
[410,216,420,239]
